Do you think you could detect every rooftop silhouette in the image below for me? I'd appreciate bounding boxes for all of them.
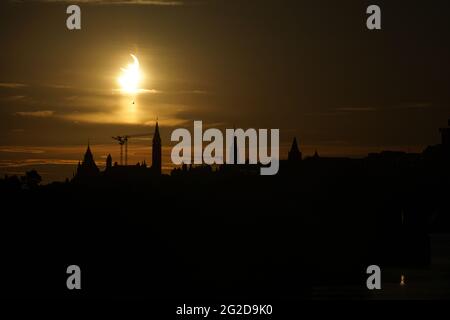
[1,118,449,299]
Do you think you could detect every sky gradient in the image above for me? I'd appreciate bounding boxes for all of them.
[1,0,450,181]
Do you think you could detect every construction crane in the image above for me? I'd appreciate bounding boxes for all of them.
[112,133,153,166]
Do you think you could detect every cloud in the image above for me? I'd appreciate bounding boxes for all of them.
[15,110,55,118]
[111,88,211,95]
[1,95,26,101]
[11,0,187,5]
[336,107,377,112]
[11,129,25,133]
[0,158,79,168]
[61,110,187,127]
[304,106,377,117]
[0,147,45,154]
[0,82,27,89]
[304,111,346,117]
[172,90,211,95]
[44,84,74,89]
[111,88,159,94]
[395,102,432,110]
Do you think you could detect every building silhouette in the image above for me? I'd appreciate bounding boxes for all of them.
[7,118,450,291]
[440,119,450,147]
[73,121,162,181]
[423,118,450,163]
[152,121,162,175]
[106,154,112,170]
[288,137,302,162]
[74,142,100,179]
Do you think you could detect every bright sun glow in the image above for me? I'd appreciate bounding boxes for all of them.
[118,54,141,94]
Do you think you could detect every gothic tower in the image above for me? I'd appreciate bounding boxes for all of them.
[152,121,162,175]
[74,142,100,179]
[288,137,302,161]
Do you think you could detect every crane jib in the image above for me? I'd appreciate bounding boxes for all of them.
[112,133,153,166]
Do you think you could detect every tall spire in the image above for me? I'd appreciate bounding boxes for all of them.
[288,137,302,161]
[154,120,160,142]
[74,142,99,180]
[152,120,162,175]
[84,142,94,162]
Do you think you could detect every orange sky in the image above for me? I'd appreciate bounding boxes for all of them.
[0,0,449,181]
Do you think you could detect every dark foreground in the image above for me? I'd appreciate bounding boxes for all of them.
[1,161,449,300]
